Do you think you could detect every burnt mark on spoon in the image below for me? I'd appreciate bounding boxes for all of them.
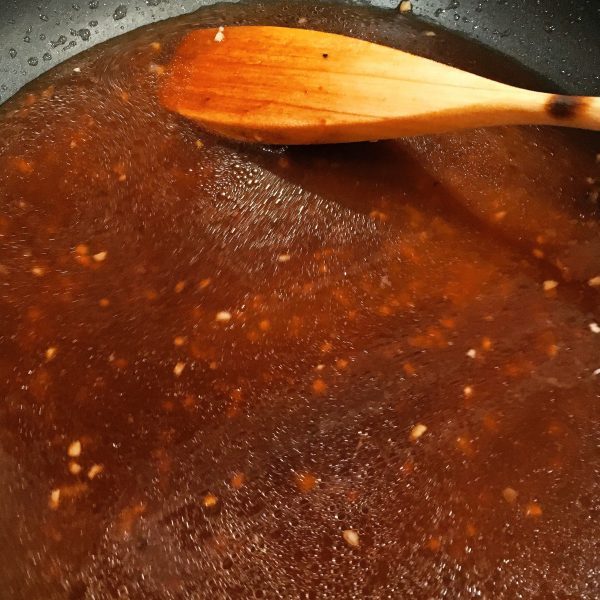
[545,94,586,119]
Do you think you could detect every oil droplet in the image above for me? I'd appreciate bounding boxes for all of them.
[89,0,99,8]
[43,52,52,62]
[40,14,49,21]
[27,57,39,66]
[9,48,17,58]
[23,36,31,43]
[89,20,98,27]
[113,5,128,20]
[78,28,91,41]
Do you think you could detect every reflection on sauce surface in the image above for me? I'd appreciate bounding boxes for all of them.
[0,2,599,599]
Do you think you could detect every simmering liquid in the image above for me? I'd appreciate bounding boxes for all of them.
[0,2,599,599]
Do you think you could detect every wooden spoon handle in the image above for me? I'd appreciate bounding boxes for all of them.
[420,88,600,135]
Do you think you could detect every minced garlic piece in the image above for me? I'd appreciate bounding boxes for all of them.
[409,423,427,441]
[88,464,104,479]
[502,487,518,503]
[399,0,412,14]
[93,251,107,262]
[203,493,218,508]
[68,461,82,475]
[214,26,225,42]
[49,488,61,509]
[67,440,82,458]
[173,362,186,377]
[543,280,558,291]
[343,529,359,547]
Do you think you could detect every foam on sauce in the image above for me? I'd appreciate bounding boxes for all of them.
[0,2,599,598]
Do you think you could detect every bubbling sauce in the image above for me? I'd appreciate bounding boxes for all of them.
[1,2,599,599]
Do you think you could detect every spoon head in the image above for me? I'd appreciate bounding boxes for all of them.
[159,26,419,144]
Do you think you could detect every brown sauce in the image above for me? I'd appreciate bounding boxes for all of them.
[0,2,599,598]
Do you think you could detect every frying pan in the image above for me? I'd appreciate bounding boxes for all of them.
[1,1,599,599]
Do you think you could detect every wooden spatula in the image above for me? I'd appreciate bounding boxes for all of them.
[160,26,600,145]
